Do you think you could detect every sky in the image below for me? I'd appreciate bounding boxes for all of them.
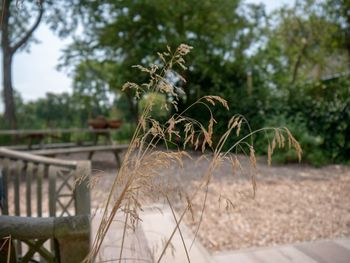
[0,0,293,111]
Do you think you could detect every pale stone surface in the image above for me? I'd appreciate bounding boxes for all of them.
[140,204,213,263]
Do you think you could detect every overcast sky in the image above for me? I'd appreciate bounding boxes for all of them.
[0,0,292,111]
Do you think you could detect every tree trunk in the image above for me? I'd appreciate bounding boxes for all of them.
[1,0,17,129]
[2,53,17,129]
[291,41,307,85]
[1,0,44,129]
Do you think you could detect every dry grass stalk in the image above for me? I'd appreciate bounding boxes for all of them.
[83,44,302,263]
[0,236,12,263]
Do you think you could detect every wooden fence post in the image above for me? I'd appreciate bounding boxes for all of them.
[54,215,90,263]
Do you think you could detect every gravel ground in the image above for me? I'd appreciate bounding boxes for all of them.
[179,165,350,252]
[87,151,350,252]
[10,151,347,252]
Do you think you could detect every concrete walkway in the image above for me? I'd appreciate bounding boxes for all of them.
[91,204,212,262]
[213,238,350,263]
[92,205,350,263]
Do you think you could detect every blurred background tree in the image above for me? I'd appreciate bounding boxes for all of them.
[59,0,264,121]
[1,0,349,165]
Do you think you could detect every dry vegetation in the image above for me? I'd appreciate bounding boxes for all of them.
[86,44,302,262]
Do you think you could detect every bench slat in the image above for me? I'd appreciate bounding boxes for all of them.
[15,161,23,255]
[26,163,33,217]
[30,144,129,156]
[37,164,46,217]
[49,167,56,217]
[1,158,9,215]
[7,142,95,151]
[14,162,21,216]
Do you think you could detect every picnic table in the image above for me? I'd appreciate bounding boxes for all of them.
[0,128,128,167]
[30,144,129,168]
[0,128,117,149]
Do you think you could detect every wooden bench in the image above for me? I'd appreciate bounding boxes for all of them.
[0,147,91,263]
[0,128,120,150]
[30,144,129,169]
[7,141,95,151]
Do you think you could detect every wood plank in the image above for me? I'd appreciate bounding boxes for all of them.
[1,158,9,215]
[0,147,78,168]
[55,216,90,263]
[296,240,350,263]
[74,162,91,216]
[7,142,95,151]
[26,163,33,217]
[36,164,46,217]
[14,161,23,255]
[0,215,89,239]
[0,128,117,136]
[14,161,21,216]
[48,166,56,217]
[30,144,129,156]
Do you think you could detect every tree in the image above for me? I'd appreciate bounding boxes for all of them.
[258,0,346,88]
[250,0,350,163]
[1,0,43,128]
[0,0,83,129]
[323,0,350,69]
[72,60,112,118]
[60,0,263,122]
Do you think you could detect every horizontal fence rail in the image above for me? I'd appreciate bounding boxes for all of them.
[0,147,78,169]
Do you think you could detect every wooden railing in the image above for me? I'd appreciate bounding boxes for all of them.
[0,147,91,263]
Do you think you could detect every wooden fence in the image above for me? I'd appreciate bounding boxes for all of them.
[0,147,91,263]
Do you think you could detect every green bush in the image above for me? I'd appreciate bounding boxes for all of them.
[111,122,135,143]
[254,114,327,166]
[286,76,350,163]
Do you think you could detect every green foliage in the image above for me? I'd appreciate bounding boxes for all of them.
[255,115,326,166]
[111,122,136,143]
[258,0,347,88]
[247,0,350,165]
[139,92,168,120]
[251,74,350,166]
[287,76,350,163]
[1,91,109,130]
[60,0,264,122]
[112,94,136,121]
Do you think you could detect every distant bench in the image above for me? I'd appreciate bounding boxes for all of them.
[7,141,95,151]
[30,144,129,168]
[0,128,120,150]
